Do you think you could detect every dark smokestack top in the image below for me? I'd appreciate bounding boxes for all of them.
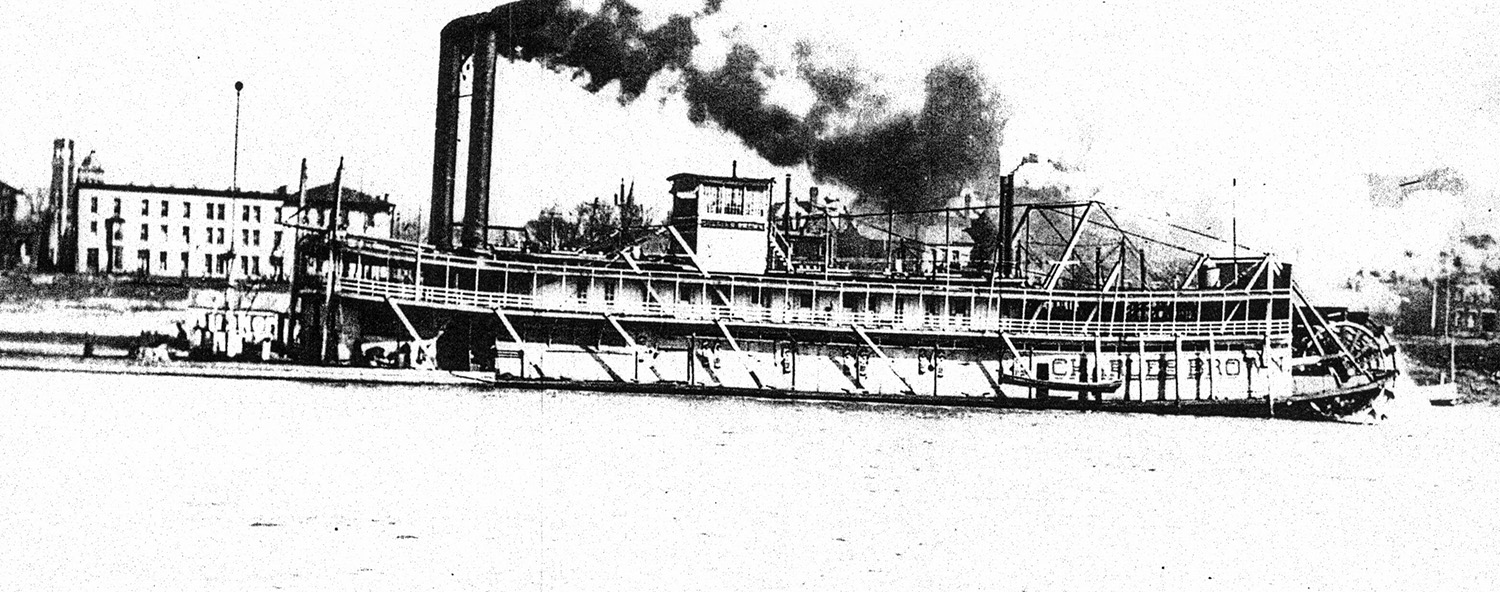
[732,160,737,178]
[442,0,559,42]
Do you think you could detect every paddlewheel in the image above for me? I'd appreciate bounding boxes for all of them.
[1294,310,1397,377]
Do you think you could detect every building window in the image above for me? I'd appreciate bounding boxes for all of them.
[251,257,261,276]
[273,231,283,250]
[141,199,150,216]
[217,204,226,220]
[242,205,250,222]
[140,224,149,240]
[86,249,100,273]
[183,226,191,243]
[90,220,98,234]
[241,229,249,245]
[160,225,167,241]
[217,228,225,244]
[252,230,261,246]
[204,254,213,275]
[90,197,98,214]
[111,247,124,271]
[240,255,249,275]
[253,206,261,223]
[113,199,121,215]
[205,227,213,243]
[180,252,189,277]
[137,249,150,273]
[184,202,191,218]
[158,251,167,272]
[160,200,168,217]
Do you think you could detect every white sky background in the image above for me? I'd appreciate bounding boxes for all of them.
[3,0,1499,292]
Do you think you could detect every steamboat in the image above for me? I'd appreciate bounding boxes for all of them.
[286,0,1397,421]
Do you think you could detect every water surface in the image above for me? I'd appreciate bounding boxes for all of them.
[1,370,1495,590]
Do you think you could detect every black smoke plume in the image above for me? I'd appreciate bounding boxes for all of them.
[493,1,1007,211]
[510,0,702,104]
[814,60,1004,212]
[793,41,874,132]
[684,45,814,166]
[681,46,1005,211]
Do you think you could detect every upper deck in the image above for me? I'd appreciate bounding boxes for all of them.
[311,234,1297,342]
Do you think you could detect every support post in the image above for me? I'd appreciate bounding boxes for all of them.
[715,320,763,388]
[1044,203,1095,290]
[932,344,941,397]
[493,308,523,343]
[1207,338,1217,399]
[1179,254,1207,290]
[385,297,421,341]
[851,325,917,394]
[687,333,696,385]
[667,225,712,279]
[1173,335,1183,401]
[1094,337,1104,397]
[605,314,638,349]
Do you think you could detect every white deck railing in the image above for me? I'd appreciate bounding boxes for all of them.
[337,276,1291,339]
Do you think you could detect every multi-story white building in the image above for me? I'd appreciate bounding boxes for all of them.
[71,181,393,279]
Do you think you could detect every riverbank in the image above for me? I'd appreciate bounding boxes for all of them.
[1398,336,1500,405]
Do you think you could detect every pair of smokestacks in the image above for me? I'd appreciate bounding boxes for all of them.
[427,0,554,250]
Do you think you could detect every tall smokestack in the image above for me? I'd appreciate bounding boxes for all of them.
[427,28,463,248]
[461,27,499,250]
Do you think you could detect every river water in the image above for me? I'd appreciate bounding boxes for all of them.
[2,369,1497,591]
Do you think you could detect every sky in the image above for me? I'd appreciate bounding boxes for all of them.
[4,0,1499,295]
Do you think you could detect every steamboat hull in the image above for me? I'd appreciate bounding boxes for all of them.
[482,374,1392,422]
